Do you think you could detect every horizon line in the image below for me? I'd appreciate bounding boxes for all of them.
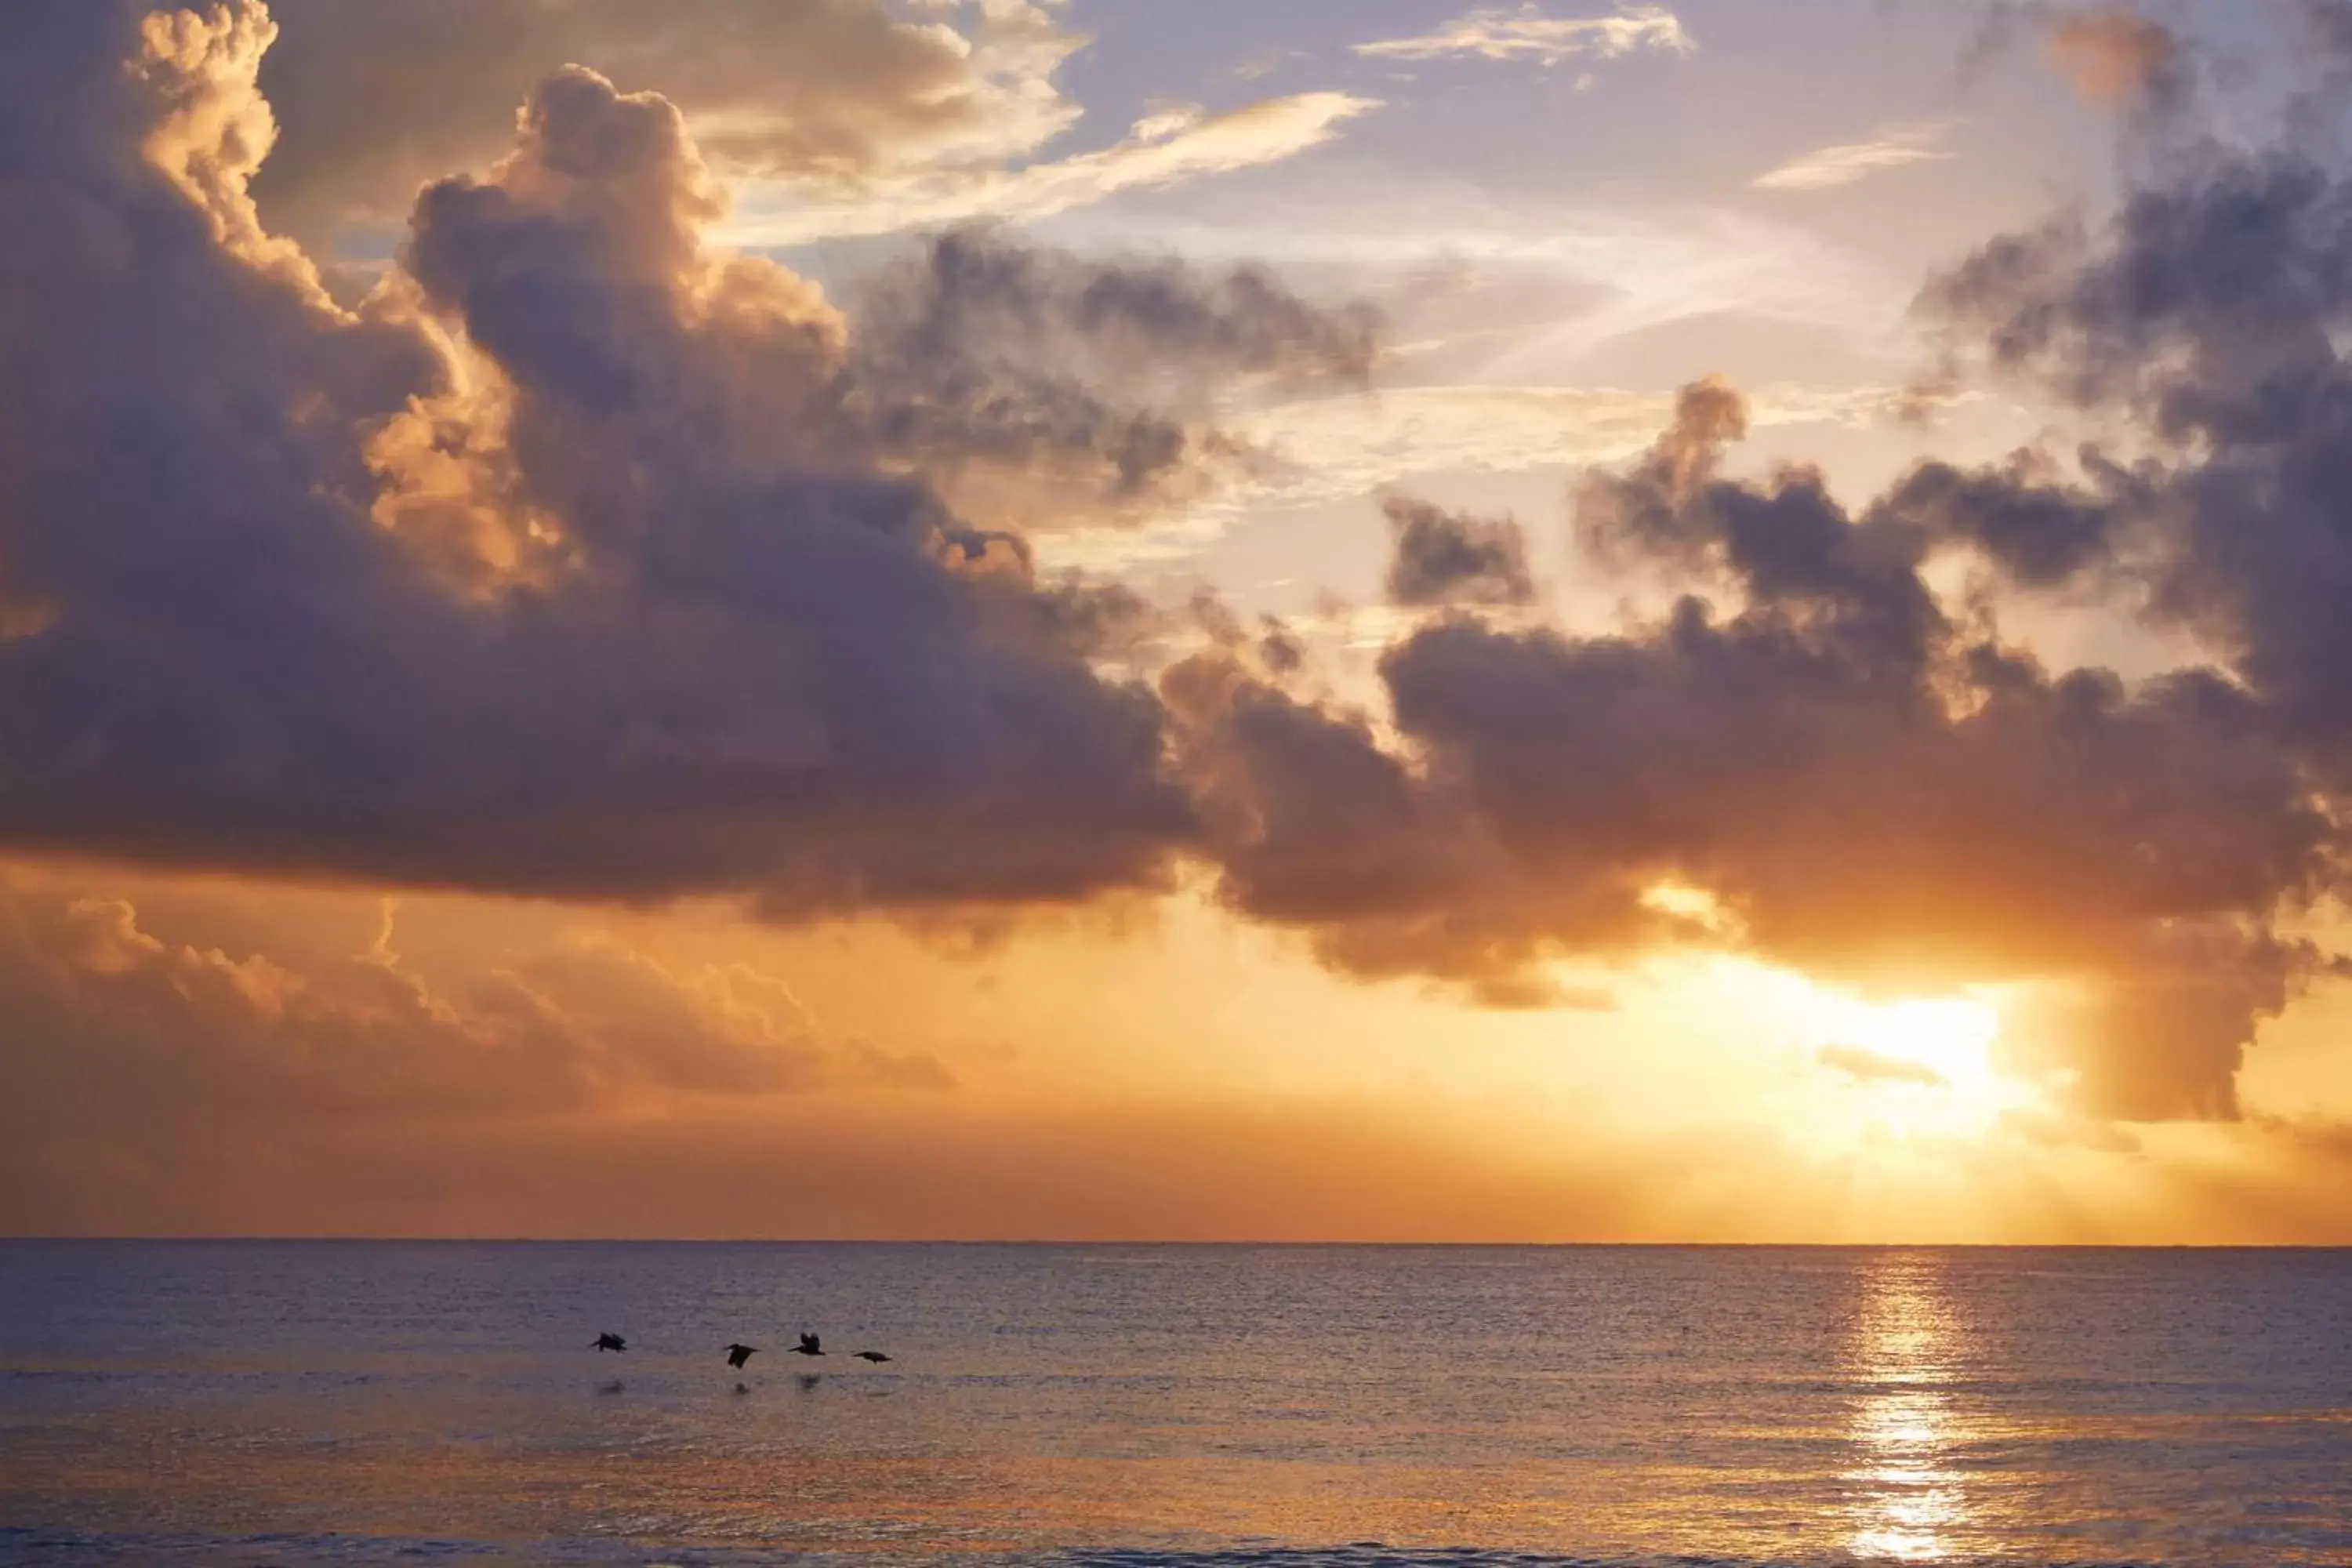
[5,1236,2348,1250]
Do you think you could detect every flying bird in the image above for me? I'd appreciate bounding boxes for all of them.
[725,1342,759,1369]
[854,1350,892,1363]
[789,1332,824,1357]
[593,1333,627,1352]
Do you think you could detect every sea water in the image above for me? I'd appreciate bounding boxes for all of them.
[1,1243,2347,1565]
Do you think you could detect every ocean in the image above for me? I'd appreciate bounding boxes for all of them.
[0,1243,2345,1566]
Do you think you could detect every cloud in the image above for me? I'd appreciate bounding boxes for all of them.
[16,0,2352,1145]
[722,91,1378,247]
[245,2,1374,266]
[2044,7,2181,107]
[0,881,933,1143]
[1353,4,1694,67]
[1128,34,2352,1123]
[242,0,1088,258]
[1752,122,1956,192]
[1819,1044,1945,1087]
[0,6,1370,918]
[1466,972,1617,1011]
[848,224,1377,524]
[1041,382,1915,578]
[1382,495,1537,607]
[1915,70,2352,771]
[1162,371,2341,1119]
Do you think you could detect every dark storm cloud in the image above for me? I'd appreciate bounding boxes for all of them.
[14,0,2352,1139]
[1866,451,2131,589]
[2044,7,2183,108]
[1200,5,2352,1105]
[1381,495,1536,608]
[1171,367,2340,1113]
[1918,131,2352,774]
[0,5,1360,916]
[847,223,1378,509]
[1163,652,1471,932]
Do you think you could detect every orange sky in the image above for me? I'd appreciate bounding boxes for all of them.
[4,0,2352,1243]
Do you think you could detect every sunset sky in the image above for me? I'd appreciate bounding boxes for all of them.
[7,0,2352,1243]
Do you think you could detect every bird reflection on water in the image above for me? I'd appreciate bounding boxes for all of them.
[1843,1252,1969,1562]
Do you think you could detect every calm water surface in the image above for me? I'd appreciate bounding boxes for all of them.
[0,1243,2347,1566]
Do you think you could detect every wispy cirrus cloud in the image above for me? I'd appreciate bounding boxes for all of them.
[1352,3,1692,66]
[1038,382,1915,575]
[727,92,1377,246]
[1751,122,1957,191]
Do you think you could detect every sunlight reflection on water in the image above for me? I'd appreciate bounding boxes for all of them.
[5,1243,2351,1564]
[1845,1252,1967,1562]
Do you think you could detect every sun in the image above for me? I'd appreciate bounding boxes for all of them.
[1800,987,2024,1144]
[1829,996,2001,1095]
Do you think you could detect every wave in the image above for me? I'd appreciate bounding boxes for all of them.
[0,1530,2184,1568]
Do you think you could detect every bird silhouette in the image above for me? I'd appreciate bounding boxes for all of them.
[789,1332,824,1356]
[592,1332,627,1352]
[725,1342,759,1369]
[853,1350,892,1363]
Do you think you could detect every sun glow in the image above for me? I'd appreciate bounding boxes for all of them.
[1798,986,2028,1145]
[1827,996,2001,1094]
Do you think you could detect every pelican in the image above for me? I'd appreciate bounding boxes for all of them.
[592,1333,627,1352]
[789,1332,824,1357]
[853,1350,892,1363]
[725,1342,759,1369]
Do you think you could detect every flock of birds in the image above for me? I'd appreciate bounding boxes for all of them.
[588,1330,892,1392]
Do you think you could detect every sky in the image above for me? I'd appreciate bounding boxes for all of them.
[6,0,2352,1242]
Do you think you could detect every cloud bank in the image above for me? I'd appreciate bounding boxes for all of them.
[0,3,1372,919]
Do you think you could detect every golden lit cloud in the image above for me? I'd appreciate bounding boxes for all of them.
[723,91,1379,246]
[2045,8,2180,107]
[1352,5,1694,67]
[5,0,2352,1247]
[1752,122,1957,192]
